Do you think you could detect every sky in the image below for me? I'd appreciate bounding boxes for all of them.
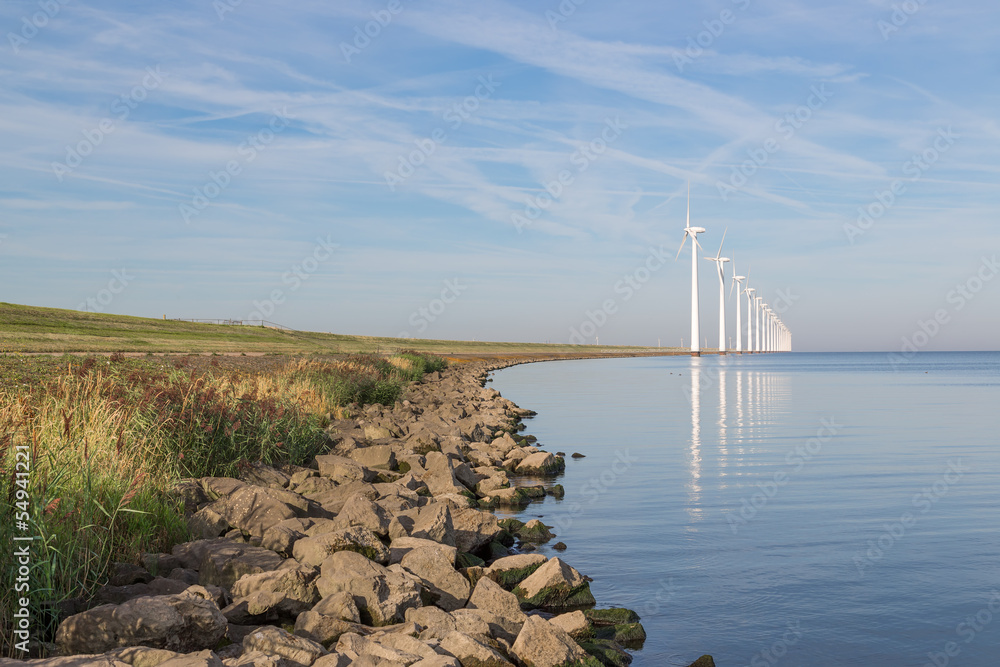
[1,0,998,352]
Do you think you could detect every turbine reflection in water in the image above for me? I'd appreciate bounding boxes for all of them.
[687,357,703,522]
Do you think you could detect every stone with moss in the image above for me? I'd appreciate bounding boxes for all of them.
[517,519,555,542]
[593,622,646,646]
[513,557,596,610]
[456,551,486,569]
[583,608,640,626]
[579,639,633,666]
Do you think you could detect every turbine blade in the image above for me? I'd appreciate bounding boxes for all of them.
[686,181,690,229]
[716,227,727,259]
[729,277,736,299]
[675,232,688,261]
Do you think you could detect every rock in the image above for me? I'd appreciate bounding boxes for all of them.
[349,445,397,471]
[293,612,362,647]
[405,605,457,634]
[510,615,597,667]
[331,495,392,537]
[593,622,646,645]
[334,633,430,664]
[389,537,457,566]
[517,519,554,543]
[55,590,227,655]
[198,543,284,590]
[571,453,585,459]
[449,508,502,554]
[312,591,361,623]
[292,476,338,499]
[409,503,456,547]
[410,656,461,667]
[583,608,640,626]
[437,631,513,667]
[685,656,716,667]
[515,452,565,476]
[242,626,327,667]
[91,577,191,606]
[108,562,154,587]
[187,503,231,540]
[314,455,376,483]
[316,551,422,626]
[228,565,320,618]
[465,577,527,644]
[547,484,565,499]
[240,462,291,489]
[550,610,591,640]
[421,454,469,497]
[199,477,246,501]
[484,554,547,590]
[260,518,314,556]
[293,525,390,567]
[157,650,223,667]
[513,558,596,609]
[107,646,180,667]
[553,542,567,551]
[224,650,282,667]
[578,640,632,667]
[490,487,531,507]
[400,547,471,611]
[221,486,313,538]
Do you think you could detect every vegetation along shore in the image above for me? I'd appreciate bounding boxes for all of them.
[0,312,714,666]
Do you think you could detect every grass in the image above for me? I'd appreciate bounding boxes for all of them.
[0,349,447,656]
[0,302,676,355]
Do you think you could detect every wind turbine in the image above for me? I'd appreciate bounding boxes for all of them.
[731,259,745,354]
[754,296,763,353]
[744,282,756,353]
[675,183,705,357]
[705,229,730,355]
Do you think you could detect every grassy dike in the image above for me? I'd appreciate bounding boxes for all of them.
[0,350,447,655]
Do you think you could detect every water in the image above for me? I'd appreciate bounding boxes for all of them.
[490,352,1000,667]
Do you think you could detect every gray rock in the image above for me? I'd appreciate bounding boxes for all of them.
[292,612,362,647]
[465,577,527,644]
[55,589,227,655]
[409,503,456,547]
[510,615,593,667]
[293,525,390,567]
[389,537,457,566]
[400,547,471,612]
[314,455,376,483]
[348,445,397,471]
[311,591,361,623]
[437,631,513,667]
[260,518,314,556]
[512,557,596,610]
[156,650,223,667]
[197,542,284,590]
[549,610,591,640]
[330,495,392,537]
[449,508,502,554]
[240,462,291,489]
[315,551,422,626]
[242,627,327,667]
[229,565,320,617]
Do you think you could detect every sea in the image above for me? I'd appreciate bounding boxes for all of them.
[489,352,1000,667]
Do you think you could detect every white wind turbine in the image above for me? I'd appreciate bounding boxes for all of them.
[675,183,705,357]
[731,259,745,354]
[705,229,730,355]
[754,296,763,353]
[744,279,755,353]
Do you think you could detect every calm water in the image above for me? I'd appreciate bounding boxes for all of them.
[490,352,1000,667]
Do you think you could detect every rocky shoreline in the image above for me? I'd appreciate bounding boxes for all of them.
[4,357,714,667]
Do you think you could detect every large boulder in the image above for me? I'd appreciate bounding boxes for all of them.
[222,486,318,538]
[515,452,565,476]
[314,455,377,483]
[293,525,390,567]
[510,615,598,667]
[228,564,320,618]
[197,542,283,590]
[409,503,456,547]
[55,589,226,655]
[449,508,502,554]
[261,518,314,556]
[420,454,469,497]
[465,577,527,644]
[512,558,595,610]
[484,554,547,590]
[315,551,422,626]
[331,495,392,537]
[400,547,471,612]
[242,626,326,667]
[348,445,397,471]
[437,631,512,667]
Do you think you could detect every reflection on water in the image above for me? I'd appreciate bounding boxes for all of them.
[493,352,1000,667]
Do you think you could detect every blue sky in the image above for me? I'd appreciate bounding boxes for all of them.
[1,0,997,351]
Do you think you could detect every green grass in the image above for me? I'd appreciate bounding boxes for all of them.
[0,302,676,356]
[0,349,449,656]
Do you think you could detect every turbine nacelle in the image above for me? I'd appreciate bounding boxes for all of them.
[686,226,706,234]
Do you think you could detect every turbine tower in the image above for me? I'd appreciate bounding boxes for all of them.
[675,183,705,357]
[745,286,756,353]
[705,228,729,355]
[754,296,763,353]
[731,260,745,354]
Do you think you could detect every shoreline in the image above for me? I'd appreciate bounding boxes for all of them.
[6,355,713,667]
